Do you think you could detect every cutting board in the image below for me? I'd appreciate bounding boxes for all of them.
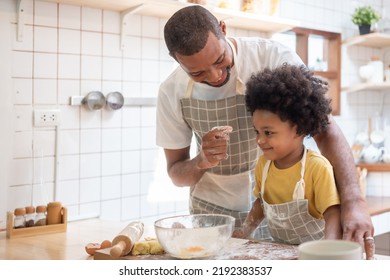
[94,238,298,260]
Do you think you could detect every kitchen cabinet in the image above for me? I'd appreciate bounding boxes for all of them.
[342,32,390,172]
[43,0,299,35]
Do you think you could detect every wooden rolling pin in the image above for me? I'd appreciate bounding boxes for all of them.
[110,221,144,258]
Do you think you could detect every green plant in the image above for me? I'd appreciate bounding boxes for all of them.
[351,6,380,26]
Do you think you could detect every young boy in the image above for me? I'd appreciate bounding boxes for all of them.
[233,64,342,244]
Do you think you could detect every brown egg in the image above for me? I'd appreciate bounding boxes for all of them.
[100,239,112,249]
[85,243,101,255]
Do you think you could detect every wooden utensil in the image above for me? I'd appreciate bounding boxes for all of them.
[110,221,144,258]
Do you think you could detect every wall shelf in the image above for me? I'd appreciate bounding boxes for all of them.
[342,82,390,93]
[44,0,299,35]
[357,163,390,172]
[342,32,390,48]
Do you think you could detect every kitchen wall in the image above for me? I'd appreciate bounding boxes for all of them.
[0,0,389,236]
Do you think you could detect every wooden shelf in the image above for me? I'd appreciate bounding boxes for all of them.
[6,207,67,239]
[366,196,390,216]
[342,32,390,48]
[44,0,299,34]
[357,163,390,172]
[342,82,390,93]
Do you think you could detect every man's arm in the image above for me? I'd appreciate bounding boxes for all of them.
[314,115,375,259]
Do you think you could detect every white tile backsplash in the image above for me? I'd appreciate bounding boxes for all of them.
[81,31,102,55]
[13,131,33,158]
[102,33,122,57]
[3,0,390,226]
[59,155,80,180]
[59,129,80,155]
[33,79,57,104]
[81,55,102,79]
[102,128,121,152]
[33,53,57,79]
[58,79,80,104]
[58,54,81,79]
[34,0,57,27]
[12,51,33,78]
[122,173,141,197]
[103,10,121,34]
[101,175,121,200]
[101,152,121,176]
[13,78,33,105]
[81,7,102,32]
[102,57,122,81]
[34,26,57,53]
[59,4,81,29]
[80,177,101,203]
[80,153,100,178]
[12,25,33,51]
[57,179,79,205]
[59,29,81,54]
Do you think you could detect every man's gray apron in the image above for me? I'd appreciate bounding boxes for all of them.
[180,39,270,239]
[259,148,325,244]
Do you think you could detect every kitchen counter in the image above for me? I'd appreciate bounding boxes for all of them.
[1,217,390,260]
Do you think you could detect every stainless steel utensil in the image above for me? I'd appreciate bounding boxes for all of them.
[82,91,106,110]
[106,91,124,110]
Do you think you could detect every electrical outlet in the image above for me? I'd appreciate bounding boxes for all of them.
[34,109,61,127]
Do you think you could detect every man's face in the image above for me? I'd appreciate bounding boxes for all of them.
[175,32,233,87]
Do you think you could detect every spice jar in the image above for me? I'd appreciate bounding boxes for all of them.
[25,206,36,227]
[35,205,47,226]
[14,207,26,228]
[47,201,62,225]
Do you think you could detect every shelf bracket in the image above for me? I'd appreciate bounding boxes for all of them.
[16,0,26,42]
[120,4,146,50]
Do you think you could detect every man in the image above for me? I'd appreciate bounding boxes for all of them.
[156,5,374,258]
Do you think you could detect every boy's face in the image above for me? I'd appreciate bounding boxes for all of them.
[252,109,304,167]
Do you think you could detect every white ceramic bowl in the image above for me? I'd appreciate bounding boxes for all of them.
[154,214,235,259]
[298,240,362,260]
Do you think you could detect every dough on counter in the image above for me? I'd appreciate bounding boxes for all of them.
[131,238,164,255]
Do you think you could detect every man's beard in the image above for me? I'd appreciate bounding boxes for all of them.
[202,65,231,88]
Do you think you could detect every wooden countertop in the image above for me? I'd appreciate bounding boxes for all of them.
[1,196,389,260]
[0,219,133,260]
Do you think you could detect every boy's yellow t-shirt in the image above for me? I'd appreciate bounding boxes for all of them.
[253,149,340,219]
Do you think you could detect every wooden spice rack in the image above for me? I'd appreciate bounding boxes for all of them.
[6,207,67,239]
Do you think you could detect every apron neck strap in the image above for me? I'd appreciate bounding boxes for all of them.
[261,147,308,200]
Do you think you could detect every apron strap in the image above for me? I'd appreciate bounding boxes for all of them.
[261,147,307,200]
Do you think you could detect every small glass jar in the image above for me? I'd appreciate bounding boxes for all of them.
[25,206,36,227]
[35,205,47,226]
[14,207,26,228]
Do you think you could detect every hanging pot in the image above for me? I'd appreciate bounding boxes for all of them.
[106,91,124,110]
[82,91,106,110]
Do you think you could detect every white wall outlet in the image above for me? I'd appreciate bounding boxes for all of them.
[34,109,61,127]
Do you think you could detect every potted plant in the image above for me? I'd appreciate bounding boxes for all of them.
[351,6,381,35]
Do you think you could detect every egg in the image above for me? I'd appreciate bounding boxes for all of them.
[85,243,101,255]
[100,240,112,249]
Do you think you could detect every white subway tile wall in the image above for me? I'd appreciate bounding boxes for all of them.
[1,1,390,252]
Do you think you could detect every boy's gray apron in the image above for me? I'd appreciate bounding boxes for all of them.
[180,39,269,239]
[259,148,325,244]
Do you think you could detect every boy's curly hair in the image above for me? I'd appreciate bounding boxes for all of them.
[245,64,332,137]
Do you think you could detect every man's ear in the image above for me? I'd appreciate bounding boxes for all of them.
[219,21,227,35]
